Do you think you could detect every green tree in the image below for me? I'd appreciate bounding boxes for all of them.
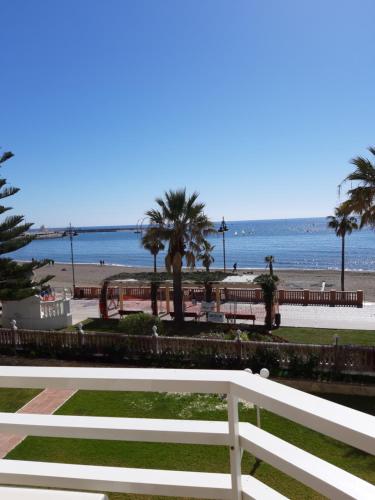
[340,146,375,227]
[197,240,215,272]
[254,273,279,330]
[141,229,165,273]
[327,208,358,291]
[145,189,214,322]
[265,255,275,276]
[0,151,52,300]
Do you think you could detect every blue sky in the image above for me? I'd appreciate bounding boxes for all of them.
[1,0,374,227]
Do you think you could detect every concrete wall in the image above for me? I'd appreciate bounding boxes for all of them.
[2,295,73,330]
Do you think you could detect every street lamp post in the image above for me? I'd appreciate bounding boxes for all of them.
[218,217,229,272]
[67,223,76,293]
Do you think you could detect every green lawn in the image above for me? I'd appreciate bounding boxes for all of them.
[276,326,375,345]
[0,388,41,412]
[6,390,375,500]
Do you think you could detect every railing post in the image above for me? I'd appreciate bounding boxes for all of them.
[303,289,309,306]
[76,322,84,347]
[227,393,242,499]
[152,325,159,355]
[278,289,285,304]
[357,290,363,308]
[235,330,242,362]
[329,289,336,307]
[10,319,17,355]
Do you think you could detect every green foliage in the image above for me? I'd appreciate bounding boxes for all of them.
[254,273,279,329]
[197,240,215,271]
[145,189,215,322]
[0,150,53,300]
[265,255,275,276]
[247,347,280,374]
[287,354,319,379]
[254,273,279,300]
[0,388,41,412]
[117,313,164,336]
[141,229,165,272]
[277,326,375,346]
[340,146,375,228]
[327,208,358,237]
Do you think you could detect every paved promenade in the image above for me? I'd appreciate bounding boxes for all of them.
[70,299,375,330]
[0,388,75,458]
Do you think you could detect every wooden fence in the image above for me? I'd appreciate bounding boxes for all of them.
[0,328,373,375]
[74,286,364,307]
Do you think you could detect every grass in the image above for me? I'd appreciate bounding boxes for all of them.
[277,326,375,345]
[73,318,375,346]
[6,390,375,500]
[0,388,41,412]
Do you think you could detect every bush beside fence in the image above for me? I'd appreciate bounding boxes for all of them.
[0,328,373,377]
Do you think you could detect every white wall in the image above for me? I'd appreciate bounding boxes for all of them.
[2,295,73,330]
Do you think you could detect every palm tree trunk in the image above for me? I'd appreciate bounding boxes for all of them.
[341,235,345,291]
[151,282,158,316]
[269,262,273,277]
[265,300,273,330]
[153,254,157,273]
[172,264,183,323]
[205,282,212,302]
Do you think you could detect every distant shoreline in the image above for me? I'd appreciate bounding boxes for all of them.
[20,259,375,273]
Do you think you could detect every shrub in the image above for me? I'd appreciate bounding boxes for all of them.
[248,347,280,375]
[117,313,164,336]
[288,353,319,379]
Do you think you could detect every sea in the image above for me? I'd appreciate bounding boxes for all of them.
[10,217,375,271]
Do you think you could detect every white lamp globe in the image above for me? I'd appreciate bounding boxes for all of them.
[260,368,270,379]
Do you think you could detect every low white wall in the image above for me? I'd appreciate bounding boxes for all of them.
[2,295,73,330]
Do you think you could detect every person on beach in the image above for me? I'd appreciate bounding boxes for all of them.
[233,262,237,272]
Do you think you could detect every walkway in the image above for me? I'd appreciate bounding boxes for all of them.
[70,298,375,330]
[0,388,75,458]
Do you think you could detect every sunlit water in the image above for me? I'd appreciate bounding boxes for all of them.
[11,217,375,271]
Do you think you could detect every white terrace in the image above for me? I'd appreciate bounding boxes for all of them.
[0,367,374,499]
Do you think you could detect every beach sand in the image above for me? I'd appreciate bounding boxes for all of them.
[33,263,375,301]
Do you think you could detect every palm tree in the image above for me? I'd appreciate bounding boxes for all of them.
[197,240,215,272]
[254,273,279,330]
[340,146,375,227]
[265,255,275,276]
[141,229,165,273]
[146,189,214,322]
[327,208,358,291]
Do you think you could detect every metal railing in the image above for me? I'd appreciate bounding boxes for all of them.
[0,367,373,499]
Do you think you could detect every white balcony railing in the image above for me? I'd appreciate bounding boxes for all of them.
[0,367,373,499]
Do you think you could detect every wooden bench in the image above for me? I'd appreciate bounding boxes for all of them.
[225,313,255,325]
[118,310,144,318]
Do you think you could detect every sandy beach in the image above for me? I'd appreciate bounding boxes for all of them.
[33,263,375,302]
